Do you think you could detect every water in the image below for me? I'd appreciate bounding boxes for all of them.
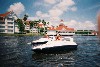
[0,36,100,67]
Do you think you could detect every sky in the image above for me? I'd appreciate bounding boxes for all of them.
[0,0,100,30]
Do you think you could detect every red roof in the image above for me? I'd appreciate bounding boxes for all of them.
[48,27,55,30]
[56,24,74,31]
[37,23,44,28]
[48,24,74,31]
[0,11,11,17]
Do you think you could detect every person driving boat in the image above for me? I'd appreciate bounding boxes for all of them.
[55,33,61,40]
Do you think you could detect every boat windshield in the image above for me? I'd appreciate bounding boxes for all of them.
[49,36,55,40]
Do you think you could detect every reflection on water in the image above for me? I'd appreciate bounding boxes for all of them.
[0,36,100,67]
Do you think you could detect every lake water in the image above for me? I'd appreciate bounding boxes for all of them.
[0,36,100,67]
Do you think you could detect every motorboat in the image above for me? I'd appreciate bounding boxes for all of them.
[32,36,56,45]
[32,36,77,53]
[32,38,49,44]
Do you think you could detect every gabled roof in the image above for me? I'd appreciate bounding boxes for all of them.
[48,27,55,30]
[56,24,74,31]
[47,23,75,31]
[0,11,12,17]
[37,22,44,28]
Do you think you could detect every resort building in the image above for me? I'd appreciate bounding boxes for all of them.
[37,22,44,28]
[30,27,38,33]
[75,30,97,35]
[56,23,75,35]
[24,21,30,33]
[47,23,75,35]
[0,11,19,33]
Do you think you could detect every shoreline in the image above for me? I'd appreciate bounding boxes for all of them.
[0,33,97,36]
[0,33,43,36]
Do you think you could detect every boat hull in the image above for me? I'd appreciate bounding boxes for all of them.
[32,45,77,53]
[32,41,48,45]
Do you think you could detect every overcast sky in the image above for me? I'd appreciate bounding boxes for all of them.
[0,0,100,30]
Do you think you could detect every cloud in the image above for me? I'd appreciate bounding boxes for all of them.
[63,20,96,30]
[36,11,49,18]
[47,0,76,21]
[30,0,78,26]
[44,0,56,4]
[29,0,96,30]
[70,6,77,11]
[28,16,38,21]
[34,2,49,7]
[28,16,96,30]
[8,2,25,16]
[31,0,79,26]
[49,9,63,17]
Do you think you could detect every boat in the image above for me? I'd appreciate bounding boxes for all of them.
[32,38,49,44]
[32,36,77,53]
[32,35,56,45]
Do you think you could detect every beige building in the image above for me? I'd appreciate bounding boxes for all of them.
[0,11,19,33]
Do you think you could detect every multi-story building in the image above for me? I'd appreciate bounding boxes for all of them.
[47,23,75,36]
[0,11,19,33]
[24,21,30,33]
[30,27,38,33]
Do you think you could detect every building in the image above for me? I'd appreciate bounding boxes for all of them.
[47,23,75,35]
[37,22,44,28]
[0,11,19,33]
[56,23,75,35]
[75,30,97,35]
[24,21,30,33]
[30,27,38,33]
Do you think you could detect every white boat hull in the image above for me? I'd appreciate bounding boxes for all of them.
[32,45,77,53]
[32,37,77,53]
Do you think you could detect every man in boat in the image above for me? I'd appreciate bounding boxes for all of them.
[55,33,61,40]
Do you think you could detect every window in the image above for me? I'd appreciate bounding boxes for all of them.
[7,18,13,21]
[0,22,5,24]
[77,30,83,31]
[0,26,5,28]
[84,30,88,31]
[8,26,13,28]
[8,22,13,24]
[0,29,5,32]
[8,30,13,32]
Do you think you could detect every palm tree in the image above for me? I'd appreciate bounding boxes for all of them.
[38,19,41,22]
[42,19,47,34]
[30,21,34,29]
[23,14,28,21]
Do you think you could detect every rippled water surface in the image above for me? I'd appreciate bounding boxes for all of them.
[0,36,100,67]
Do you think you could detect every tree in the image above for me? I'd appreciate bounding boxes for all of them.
[38,19,41,22]
[39,28,44,34]
[23,14,28,21]
[47,22,49,25]
[16,19,25,33]
[42,20,47,34]
[30,21,34,29]
[42,19,46,25]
